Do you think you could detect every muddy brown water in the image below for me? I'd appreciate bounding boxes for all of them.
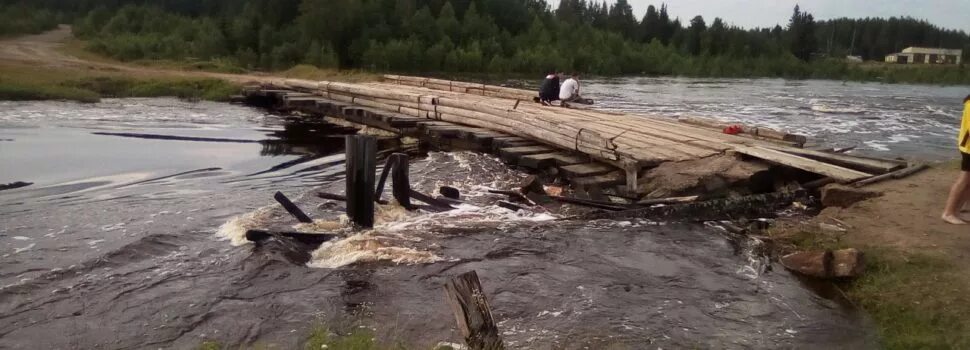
[0,91,932,348]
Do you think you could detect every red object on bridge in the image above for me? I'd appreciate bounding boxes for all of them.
[722,125,743,135]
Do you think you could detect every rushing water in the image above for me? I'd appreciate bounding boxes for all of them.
[4,76,963,349]
[586,77,968,160]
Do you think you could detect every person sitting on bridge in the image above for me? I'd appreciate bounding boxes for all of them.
[941,94,970,225]
[559,73,581,108]
[538,71,561,106]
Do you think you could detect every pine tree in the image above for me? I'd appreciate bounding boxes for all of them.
[788,5,818,61]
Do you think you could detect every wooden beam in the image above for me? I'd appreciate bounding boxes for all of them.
[764,145,904,174]
[734,146,872,182]
[273,191,313,223]
[346,135,377,228]
[852,163,929,187]
[559,163,615,178]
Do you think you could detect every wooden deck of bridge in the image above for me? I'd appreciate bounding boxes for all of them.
[238,76,909,195]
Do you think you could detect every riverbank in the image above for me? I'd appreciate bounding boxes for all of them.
[770,161,970,349]
[0,26,376,103]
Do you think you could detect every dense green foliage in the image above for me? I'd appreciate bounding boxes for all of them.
[6,0,970,82]
[0,4,62,36]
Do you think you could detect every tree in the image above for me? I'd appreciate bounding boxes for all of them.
[437,2,460,42]
[685,15,706,56]
[639,5,660,43]
[607,0,637,39]
[788,5,817,61]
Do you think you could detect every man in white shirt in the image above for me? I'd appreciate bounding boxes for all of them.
[558,73,581,107]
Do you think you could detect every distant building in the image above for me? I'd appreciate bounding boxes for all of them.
[885,47,962,65]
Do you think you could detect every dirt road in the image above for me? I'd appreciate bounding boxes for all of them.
[0,25,274,84]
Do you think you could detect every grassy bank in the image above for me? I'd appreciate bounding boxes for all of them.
[776,228,970,349]
[770,162,970,349]
[0,62,240,103]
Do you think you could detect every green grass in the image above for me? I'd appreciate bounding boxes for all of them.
[774,225,970,349]
[0,80,100,102]
[844,250,970,349]
[62,76,239,101]
[304,325,382,350]
[0,62,240,103]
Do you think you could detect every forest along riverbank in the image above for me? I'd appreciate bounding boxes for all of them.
[0,97,879,349]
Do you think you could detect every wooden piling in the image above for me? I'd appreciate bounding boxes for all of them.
[346,135,377,228]
[391,153,411,208]
[443,271,505,350]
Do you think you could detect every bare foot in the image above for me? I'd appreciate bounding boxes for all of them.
[942,214,968,225]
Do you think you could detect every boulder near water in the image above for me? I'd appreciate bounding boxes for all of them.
[781,248,865,279]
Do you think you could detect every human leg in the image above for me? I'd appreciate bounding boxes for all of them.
[942,170,970,225]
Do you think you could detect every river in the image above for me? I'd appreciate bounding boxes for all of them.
[2,77,963,349]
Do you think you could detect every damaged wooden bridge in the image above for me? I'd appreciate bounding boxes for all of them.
[238,75,916,196]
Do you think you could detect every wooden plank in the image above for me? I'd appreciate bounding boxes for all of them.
[734,146,872,182]
[518,152,588,169]
[282,97,322,107]
[559,163,615,178]
[386,114,422,127]
[497,145,555,159]
[570,171,624,187]
[426,125,482,138]
[765,145,904,174]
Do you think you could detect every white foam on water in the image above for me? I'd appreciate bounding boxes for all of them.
[13,243,35,254]
[12,236,31,241]
[307,202,558,268]
[308,232,443,268]
[215,205,277,246]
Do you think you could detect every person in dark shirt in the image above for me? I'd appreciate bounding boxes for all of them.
[538,71,561,106]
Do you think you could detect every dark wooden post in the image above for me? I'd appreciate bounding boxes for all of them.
[443,271,505,350]
[346,135,377,228]
[391,153,411,208]
[273,191,313,223]
[374,156,399,202]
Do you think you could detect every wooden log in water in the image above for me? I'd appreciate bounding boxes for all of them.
[443,271,505,350]
[0,181,32,191]
[547,195,629,211]
[497,200,530,212]
[346,135,377,228]
[409,189,454,209]
[635,195,700,206]
[273,191,313,223]
[245,229,339,245]
[440,186,461,199]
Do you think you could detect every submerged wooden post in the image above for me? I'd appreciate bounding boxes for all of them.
[346,135,377,228]
[443,271,505,350]
[391,153,411,208]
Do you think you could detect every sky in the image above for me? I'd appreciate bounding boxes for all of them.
[547,0,970,33]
